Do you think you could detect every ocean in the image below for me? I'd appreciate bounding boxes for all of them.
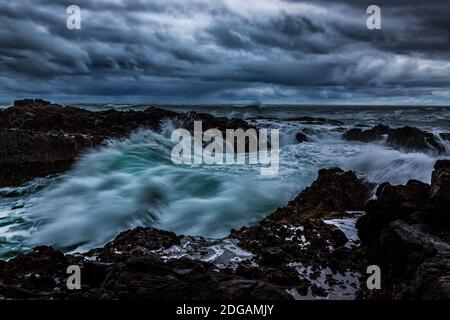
[0,105,449,259]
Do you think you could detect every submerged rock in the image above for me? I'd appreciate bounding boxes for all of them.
[343,124,390,142]
[386,126,445,154]
[343,124,446,155]
[295,132,308,143]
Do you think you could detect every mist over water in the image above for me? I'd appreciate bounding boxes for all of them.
[0,106,449,258]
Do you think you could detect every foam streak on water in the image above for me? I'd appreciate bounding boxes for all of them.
[25,130,297,252]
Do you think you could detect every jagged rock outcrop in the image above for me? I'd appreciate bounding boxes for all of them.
[386,126,445,154]
[0,242,290,300]
[98,256,291,300]
[231,168,373,298]
[0,129,103,187]
[0,99,254,186]
[343,124,446,155]
[272,167,373,220]
[86,227,182,262]
[343,124,390,142]
[357,160,450,300]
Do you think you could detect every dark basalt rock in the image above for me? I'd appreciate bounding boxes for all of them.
[430,160,450,211]
[343,124,390,142]
[98,256,290,300]
[374,221,450,299]
[273,167,373,220]
[0,129,104,187]
[0,229,292,300]
[386,126,445,154]
[0,99,254,186]
[231,218,366,299]
[295,132,308,143]
[232,217,350,268]
[440,133,450,141]
[357,180,431,248]
[414,253,450,300]
[0,246,70,299]
[343,124,447,155]
[357,160,450,300]
[87,227,182,262]
[177,111,253,133]
[358,160,450,242]
[13,98,50,108]
[1,99,176,135]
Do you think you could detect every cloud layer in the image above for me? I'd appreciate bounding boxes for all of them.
[0,0,449,104]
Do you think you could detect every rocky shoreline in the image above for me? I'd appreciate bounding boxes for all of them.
[343,123,447,155]
[0,99,252,187]
[0,100,449,300]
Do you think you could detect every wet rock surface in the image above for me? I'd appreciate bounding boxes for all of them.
[230,168,373,299]
[86,227,182,263]
[270,167,374,220]
[343,124,446,154]
[357,160,450,299]
[343,124,390,142]
[386,126,446,154]
[0,99,254,186]
[249,116,344,126]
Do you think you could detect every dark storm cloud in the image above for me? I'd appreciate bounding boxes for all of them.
[0,0,449,104]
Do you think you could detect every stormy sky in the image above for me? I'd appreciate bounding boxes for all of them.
[0,0,449,105]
